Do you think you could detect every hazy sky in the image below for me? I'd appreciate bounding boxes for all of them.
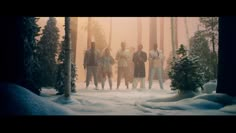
[37,17,200,82]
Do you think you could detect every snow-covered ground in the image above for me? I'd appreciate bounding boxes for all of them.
[40,80,236,115]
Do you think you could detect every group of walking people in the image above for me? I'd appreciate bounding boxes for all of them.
[83,41,164,90]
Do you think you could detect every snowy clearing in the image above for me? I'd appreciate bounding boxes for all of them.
[40,80,236,115]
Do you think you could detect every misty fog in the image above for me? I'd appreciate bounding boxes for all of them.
[37,17,200,82]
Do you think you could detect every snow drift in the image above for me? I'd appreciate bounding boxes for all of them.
[40,81,236,115]
[0,83,76,115]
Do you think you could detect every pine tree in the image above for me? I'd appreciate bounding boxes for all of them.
[37,17,60,87]
[176,44,187,57]
[189,31,213,81]
[168,44,205,93]
[55,37,77,95]
[0,17,42,95]
[20,17,42,95]
[199,17,218,79]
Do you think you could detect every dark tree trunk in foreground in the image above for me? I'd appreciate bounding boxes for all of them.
[0,17,24,83]
[216,17,236,97]
[64,17,71,98]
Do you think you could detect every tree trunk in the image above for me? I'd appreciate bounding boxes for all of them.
[160,17,165,80]
[175,17,178,49]
[149,17,157,50]
[64,17,71,98]
[211,17,216,54]
[212,31,217,79]
[108,17,112,48]
[171,17,176,58]
[87,17,92,49]
[137,17,142,45]
[210,17,218,79]
[184,17,190,52]
[70,17,78,64]
[216,17,236,97]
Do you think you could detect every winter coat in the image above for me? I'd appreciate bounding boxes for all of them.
[84,48,100,67]
[100,55,115,73]
[116,49,130,67]
[133,51,147,78]
[149,50,163,68]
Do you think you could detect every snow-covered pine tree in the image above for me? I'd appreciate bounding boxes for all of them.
[199,17,218,79]
[37,17,60,87]
[55,36,77,95]
[168,44,205,93]
[21,17,42,95]
[0,17,42,95]
[189,31,213,82]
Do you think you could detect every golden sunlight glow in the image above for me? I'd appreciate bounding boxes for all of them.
[37,17,200,82]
